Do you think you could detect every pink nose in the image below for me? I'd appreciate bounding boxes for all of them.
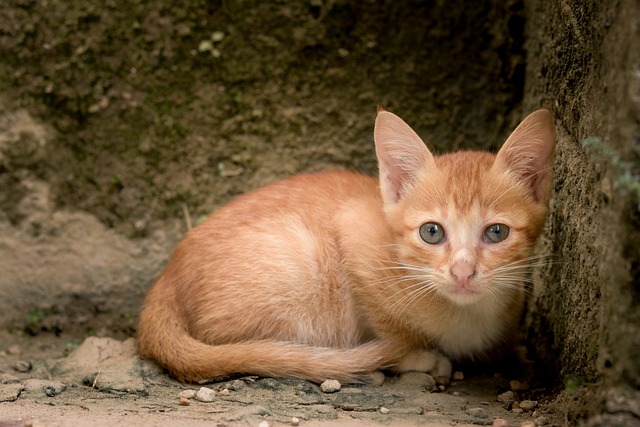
[451,262,475,286]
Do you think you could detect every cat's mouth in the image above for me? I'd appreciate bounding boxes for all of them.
[442,279,486,304]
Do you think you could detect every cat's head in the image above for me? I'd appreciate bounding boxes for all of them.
[374,109,556,306]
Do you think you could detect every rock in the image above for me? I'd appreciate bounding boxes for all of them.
[195,386,216,402]
[178,389,197,399]
[395,371,436,391]
[82,356,148,395]
[534,416,549,426]
[435,375,450,387]
[519,421,536,427]
[519,400,538,411]
[178,397,190,406]
[493,419,509,427]
[498,390,517,409]
[512,408,524,415]
[23,379,67,398]
[452,371,464,381]
[467,407,489,419]
[226,379,245,391]
[291,417,300,426]
[379,406,390,414]
[14,360,32,372]
[498,390,516,403]
[57,337,137,374]
[510,380,529,391]
[258,421,270,427]
[220,388,230,396]
[320,379,341,393]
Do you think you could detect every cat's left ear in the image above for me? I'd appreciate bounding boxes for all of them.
[374,110,436,206]
[494,109,556,204]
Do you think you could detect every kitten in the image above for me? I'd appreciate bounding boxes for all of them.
[137,109,555,384]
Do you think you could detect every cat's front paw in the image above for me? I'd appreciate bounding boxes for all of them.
[395,349,452,381]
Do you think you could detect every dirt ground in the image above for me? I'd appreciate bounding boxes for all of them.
[0,0,618,425]
[0,331,562,426]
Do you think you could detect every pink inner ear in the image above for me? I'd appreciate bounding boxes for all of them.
[494,109,556,203]
[374,111,435,205]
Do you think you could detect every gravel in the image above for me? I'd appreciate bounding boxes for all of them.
[195,386,216,402]
[320,379,341,393]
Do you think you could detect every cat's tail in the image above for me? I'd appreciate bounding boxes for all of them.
[137,288,400,384]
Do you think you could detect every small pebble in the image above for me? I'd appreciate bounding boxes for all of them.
[14,360,32,373]
[498,390,516,404]
[512,408,524,415]
[220,388,230,396]
[291,416,300,426]
[258,422,270,427]
[178,389,197,399]
[519,400,538,411]
[435,375,450,386]
[452,371,464,381]
[510,380,529,391]
[438,385,446,392]
[178,397,190,406]
[467,407,489,419]
[493,419,509,427]
[226,379,245,391]
[396,371,436,391]
[44,386,57,397]
[211,31,225,42]
[195,386,216,402]
[379,406,390,414]
[519,421,536,427]
[320,379,341,393]
[534,416,549,426]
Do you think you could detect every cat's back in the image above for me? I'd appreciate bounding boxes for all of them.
[203,170,379,229]
[169,170,381,279]
[147,170,381,347]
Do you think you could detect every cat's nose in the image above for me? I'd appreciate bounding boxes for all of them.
[451,262,475,286]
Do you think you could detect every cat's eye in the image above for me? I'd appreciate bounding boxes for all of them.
[484,224,510,243]
[419,222,445,244]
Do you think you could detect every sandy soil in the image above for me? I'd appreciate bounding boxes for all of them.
[0,332,557,427]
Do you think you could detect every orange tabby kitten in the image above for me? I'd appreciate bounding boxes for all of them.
[137,109,555,384]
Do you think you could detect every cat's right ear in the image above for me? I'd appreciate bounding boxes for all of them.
[493,109,556,204]
[374,111,435,206]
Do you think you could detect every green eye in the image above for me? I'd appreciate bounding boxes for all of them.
[484,224,510,243]
[419,222,445,244]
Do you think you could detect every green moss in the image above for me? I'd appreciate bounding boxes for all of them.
[581,136,640,208]
[24,308,45,326]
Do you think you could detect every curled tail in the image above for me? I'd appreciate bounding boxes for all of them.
[137,289,399,384]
